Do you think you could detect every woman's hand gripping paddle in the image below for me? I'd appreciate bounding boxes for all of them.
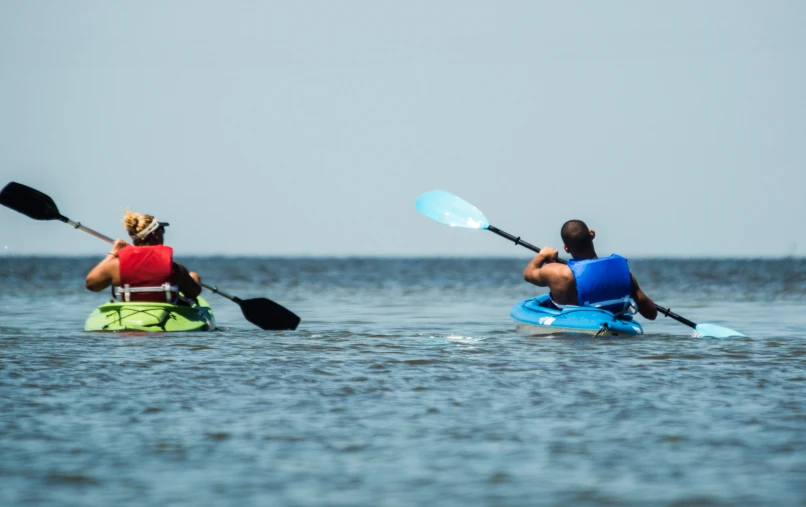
[415,189,745,338]
[1,181,301,331]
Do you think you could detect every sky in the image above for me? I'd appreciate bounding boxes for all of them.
[1,1,804,257]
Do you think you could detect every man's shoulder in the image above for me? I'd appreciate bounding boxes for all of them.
[544,262,573,279]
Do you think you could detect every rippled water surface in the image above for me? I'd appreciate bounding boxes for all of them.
[1,257,805,506]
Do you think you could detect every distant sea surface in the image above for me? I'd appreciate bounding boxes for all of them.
[1,257,804,506]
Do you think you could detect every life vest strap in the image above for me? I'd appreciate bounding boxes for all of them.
[550,294,636,316]
[115,283,179,303]
[581,295,632,310]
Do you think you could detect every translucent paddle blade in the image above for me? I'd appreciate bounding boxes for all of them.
[415,190,490,229]
[693,323,746,338]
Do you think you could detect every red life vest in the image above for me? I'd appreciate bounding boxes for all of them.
[115,245,178,303]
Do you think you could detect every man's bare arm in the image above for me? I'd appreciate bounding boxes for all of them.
[523,249,559,287]
[631,274,657,320]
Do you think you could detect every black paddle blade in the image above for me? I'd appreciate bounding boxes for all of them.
[237,297,301,331]
[0,182,65,221]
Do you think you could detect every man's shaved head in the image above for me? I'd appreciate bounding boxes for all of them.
[561,220,594,254]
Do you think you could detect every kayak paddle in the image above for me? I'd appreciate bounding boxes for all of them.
[1,181,301,331]
[415,189,745,338]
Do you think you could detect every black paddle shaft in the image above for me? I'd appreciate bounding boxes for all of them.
[487,225,542,254]
[487,224,697,329]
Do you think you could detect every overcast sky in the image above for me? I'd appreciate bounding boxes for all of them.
[1,1,803,257]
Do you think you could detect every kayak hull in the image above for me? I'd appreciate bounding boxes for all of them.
[511,295,643,337]
[84,296,216,332]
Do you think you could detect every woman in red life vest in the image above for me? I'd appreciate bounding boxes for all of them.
[85,211,202,302]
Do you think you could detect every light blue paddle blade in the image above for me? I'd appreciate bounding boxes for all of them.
[692,323,746,338]
[415,190,490,229]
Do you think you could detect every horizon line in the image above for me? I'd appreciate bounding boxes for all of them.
[1,253,804,261]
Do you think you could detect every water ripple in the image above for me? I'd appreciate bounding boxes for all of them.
[0,258,804,505]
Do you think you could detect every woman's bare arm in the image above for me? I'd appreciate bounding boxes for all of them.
[173,262,202,299]
[85,240,127,291]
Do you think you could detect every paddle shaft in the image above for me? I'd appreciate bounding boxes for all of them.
[487,225,542,253]
[57,215,120,245]
[61,218,236,302]
[487,224,698,329]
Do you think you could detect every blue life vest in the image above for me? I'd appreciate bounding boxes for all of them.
[567,254,633,313]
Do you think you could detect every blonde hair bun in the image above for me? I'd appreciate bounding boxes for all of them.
[123,210,155,236]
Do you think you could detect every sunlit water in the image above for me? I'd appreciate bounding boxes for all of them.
[1,257,804,506]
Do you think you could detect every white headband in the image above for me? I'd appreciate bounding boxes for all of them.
[130,218,162,240]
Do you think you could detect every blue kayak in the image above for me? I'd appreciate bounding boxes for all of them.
[510,294,643,337]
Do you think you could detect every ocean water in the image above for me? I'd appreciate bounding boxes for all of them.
[0,257,804,506]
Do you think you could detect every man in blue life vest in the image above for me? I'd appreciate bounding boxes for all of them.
[523,220,657,320]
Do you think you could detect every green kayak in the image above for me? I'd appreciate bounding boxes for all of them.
[84,296,216,332]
